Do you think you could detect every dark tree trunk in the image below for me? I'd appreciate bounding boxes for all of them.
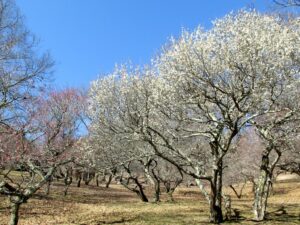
[153,179,160,202]
[134,177,149,202]
[120,177,149,202]
[209,186,223,223]
[209,168,223,224]
[137,190,149,202]
[77,177,81,187]
[96,173,103,187]
[136,184,149,202]
[105,174,113,188]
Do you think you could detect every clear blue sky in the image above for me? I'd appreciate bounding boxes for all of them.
[16,0,271,88]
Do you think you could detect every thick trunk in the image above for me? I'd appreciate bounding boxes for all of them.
[253,168,270,221]
[209,185,223,223]
[145,167,160,202]
[9,199,21,225]
[149,167,160,203]
[209,167,223,224]
[194,164,223,223]
[253,152,271,221]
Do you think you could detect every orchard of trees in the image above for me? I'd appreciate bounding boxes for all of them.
[0,0,300,224]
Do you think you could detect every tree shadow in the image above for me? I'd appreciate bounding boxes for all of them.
[265,206,300,223]
[93,217,137,224]
[224,206,300,224]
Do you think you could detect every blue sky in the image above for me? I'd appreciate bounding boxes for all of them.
[16,0,271,88]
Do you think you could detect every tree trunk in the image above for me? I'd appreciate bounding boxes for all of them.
[63,176,72,196]
[167,190,174,202]
[223,195,231,221]
[253,153,271,221]
[9,200,21,225]
[45,180,51,195]
[216,163,223,211]
[253,169,270,221]
[77,177,81,187]
[195,178,210,202]
[209,186,223,223]
[150,166,160,203]
[105,174,113,188]
[164,182,175,202]
[145,166,160,202]
[194,165,223,223]
[137,188,149,202]
[249,177,256,195]
[96,173,102,186]
[96,177,99,187]
[153,179,160,202]
[135,179,149,202]
[209,168,223,224]
[144,166,155,186]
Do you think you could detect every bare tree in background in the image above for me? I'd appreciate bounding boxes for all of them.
[0,89,84,225]
[250,81,300,220]
[0,0,53,127]
[224,128,264,199]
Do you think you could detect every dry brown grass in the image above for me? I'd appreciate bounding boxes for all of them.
[0,178,299,225]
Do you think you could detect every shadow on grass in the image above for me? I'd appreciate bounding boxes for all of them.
[223,206,300,224]
[133,207,211,225]
[264,205,300,223]
[93,217,137,225]
[32,184,138,205]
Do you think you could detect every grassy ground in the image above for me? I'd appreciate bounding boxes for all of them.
[0,179,299,225]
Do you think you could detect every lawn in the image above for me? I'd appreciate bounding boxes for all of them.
[0,179,299,225]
